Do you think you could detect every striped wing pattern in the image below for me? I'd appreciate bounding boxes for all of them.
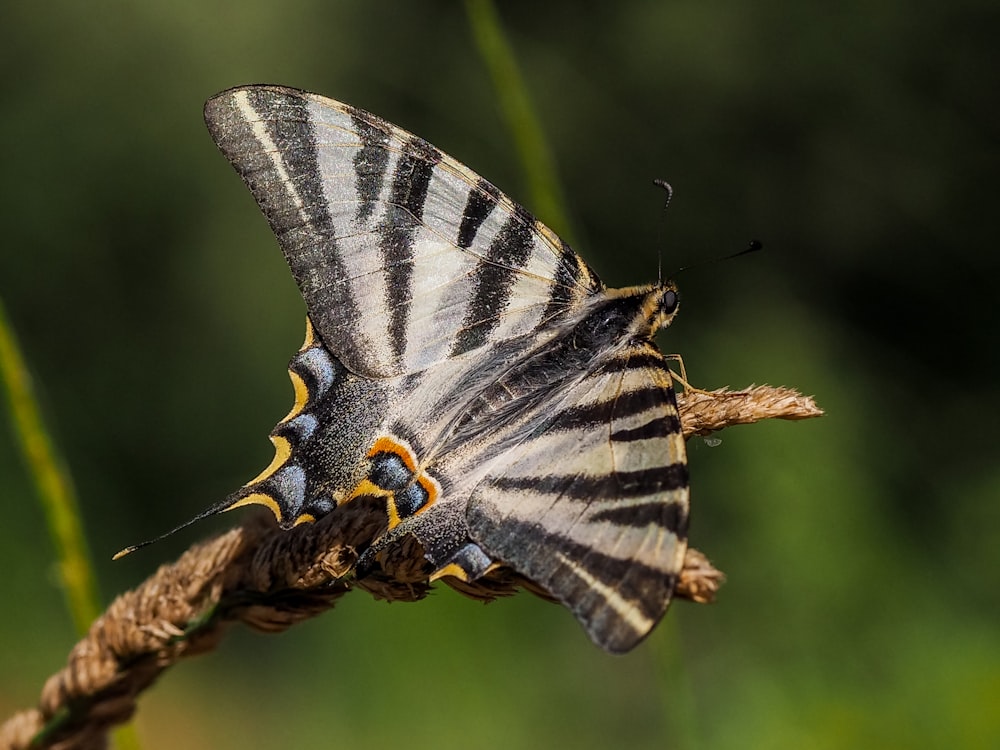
[194,86,691,653]
[466,343,688,653]
[203,86,600,378]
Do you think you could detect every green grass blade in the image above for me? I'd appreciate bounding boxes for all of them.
[0,295,102,635]
[463,0,576,244]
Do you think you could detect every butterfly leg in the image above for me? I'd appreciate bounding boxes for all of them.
[664,353,714,396]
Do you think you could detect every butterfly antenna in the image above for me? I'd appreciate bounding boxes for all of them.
[674,239,763,276]
[652,179,674,286]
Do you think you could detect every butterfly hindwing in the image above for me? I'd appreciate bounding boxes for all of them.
[228,318,394,524]
[203,86,602,378]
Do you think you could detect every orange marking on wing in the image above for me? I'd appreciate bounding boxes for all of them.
[300,316,315,351]
[281,370,310,422]
[247,436,292,485]
[228,492,283,522]
[387,499,403,530]
[348,478,390,501]
[367,435,418,472]
[417,474,441,507]
[429,563,471,582]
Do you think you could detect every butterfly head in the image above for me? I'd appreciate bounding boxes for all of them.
[650,280,680,333]
[616,281,681,337]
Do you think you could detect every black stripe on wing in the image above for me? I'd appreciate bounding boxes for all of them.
[554,385,677,430]
[490,463,688,499]
[465,509,682,653]
[351,112,391,223]
[205,85,605,380]
[205,87,367,344]
[379,137,442,361]
[457,179,500,250]
[205,87,381,371]
[465,347,689,653]
[481,516,672,621]
[609,417,682,442]
[450,210,536,357]
[587,499,688,530]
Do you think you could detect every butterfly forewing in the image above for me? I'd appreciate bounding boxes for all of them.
[466,342,688,653]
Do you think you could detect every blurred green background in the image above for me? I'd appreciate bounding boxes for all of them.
[2,1,997,748]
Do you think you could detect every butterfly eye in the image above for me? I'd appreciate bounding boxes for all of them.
[661,290,678,314]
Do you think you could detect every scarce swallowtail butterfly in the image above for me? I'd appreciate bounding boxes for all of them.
[132,85,695,653]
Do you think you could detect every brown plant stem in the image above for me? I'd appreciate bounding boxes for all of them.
[0,385,821,750]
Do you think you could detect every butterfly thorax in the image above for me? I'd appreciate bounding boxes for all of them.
[605,282,681,337]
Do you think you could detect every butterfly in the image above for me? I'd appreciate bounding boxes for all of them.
[126,85,690,654]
